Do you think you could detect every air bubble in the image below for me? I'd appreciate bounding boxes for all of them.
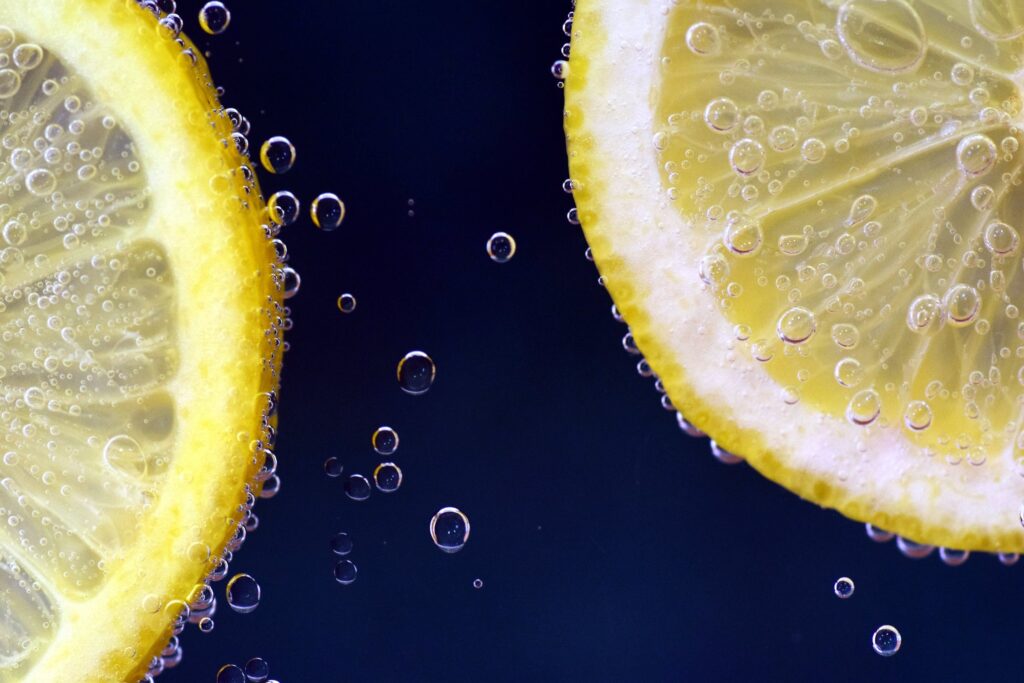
[311,193,345,230]
[871,625,902,656]
[836,0,926,73]
[800,138,826,163]
[777,307,816,344]
[834,358,864,388]
[225,574,260,614]
[344,474,371,501]
[704,98,739,133]
[833,577,854,599]
[330,532,353,556]
[268,191,300,227]
[373,462,402,493]
[945,284,980,326]
[685,22,720,55]
[984,221,1019,255]
[244,658,271,683]
[487,232,516,263]
[971,185,995,210]
[372,426,399,455]
[846,389,880,425]
[830,323,860,349]
[728,139,765,176]
[957,134,997,176]
[25,168,56,196]
[323,457,343,478]
[336,293,357,313]
[906,294,944,333]
[397,351,435,395]
[199,1,231,35]
[430,507,470,553]
[723,214,762,256]
[550,60,568,80]
[904,401,932,431]
[333,559,358,585]
[259,136,296,174]
[768,125,798,152]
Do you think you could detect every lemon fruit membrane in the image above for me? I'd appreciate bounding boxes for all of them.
[0,1,282,681]
[565,0,1024,551]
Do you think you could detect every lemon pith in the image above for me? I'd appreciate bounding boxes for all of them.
[0,1,283,681]
[565,0,1024,552]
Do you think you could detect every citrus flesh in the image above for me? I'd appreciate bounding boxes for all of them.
[565,0,1024,552]
[0,1,282,681]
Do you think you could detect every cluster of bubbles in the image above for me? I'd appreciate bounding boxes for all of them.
[215,657,274,683]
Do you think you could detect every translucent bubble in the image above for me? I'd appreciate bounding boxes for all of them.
[12,44,42,70]
[768,125,798,152]
[323,457,343,478]
[951,62,975,86]
[550,59,569,80]
[723,214,762,256]
[330,532,353,556]
[333,559,358,585]
[311,192,345,230]
[103,435,147,477]
[777,307,816,344]
[698,253,729,286]
[865,523,894,543]
[896,536,934,559]
[971,185,995,211]
[957,134,997,176]
[709,440,743,465]
[944,284,980,326]
[281,266,301,299]
[834,358,864,388]
[0,69,21,98]
[25,168,56,196]
[487,232,516,263]
[847,195,877,225]
[198,617,215,633]
[704,98,739,133]
[259,136,296,174]
[244,658,270,683]
[225,573,260,614]
[373,462,403,493]
[778,234,808,256]
[473,578,484,589]
[216,664,246,683]
[397,351,436,395]
[903,400,932,431]
[871,625,902,656]
[836,0,925,73]
[199,1,231,35]
[830,323,860,349]
[906,294,943,333]
[800,138,826,163]
[846,389,880,425]
[336,293,357,313]
[729,139,765,176]
[685,22,720,55]
[998,552,1019,566]
[939,548,970,566]
[833,577,854,599]
[984,221,1019,255]
[372,426,399,455]
[268,191,300,227]
[430,507,470,553]
[344,474,371,501]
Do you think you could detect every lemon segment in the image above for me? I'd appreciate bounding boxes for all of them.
[565,0,1024,552]
[0,1,281,681]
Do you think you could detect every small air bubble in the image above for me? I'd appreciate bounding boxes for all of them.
[259,136,296,174]
[311,192,345,230]
[199,1,231,35]
[430,507,470,553]
[487,232,516,263]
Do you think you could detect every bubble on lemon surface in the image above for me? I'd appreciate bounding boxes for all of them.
[939,548,970,566]
[373,462,402,493]
[336,293,357,313]
[872,625,902,656]
[333,560,357,586]
[397,351,436,395]
[259,135,296,174]
[430,507,470,553]
[833,577,854,599]
[372,426,399,455]
[225,573,260,614]
[487,232,517,263]
[311,192,345,230]
[268,191,300,227]
[836,0,926,74]
[198,1,231,35]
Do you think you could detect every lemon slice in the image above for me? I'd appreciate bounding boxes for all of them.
[0,1,281,680]
[565,0,1024,552]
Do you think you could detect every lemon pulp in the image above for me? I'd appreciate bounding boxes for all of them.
[0,1,282,681]
[566,0,1024,551]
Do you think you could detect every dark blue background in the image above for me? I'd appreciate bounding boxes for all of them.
[168,1,1020,681]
